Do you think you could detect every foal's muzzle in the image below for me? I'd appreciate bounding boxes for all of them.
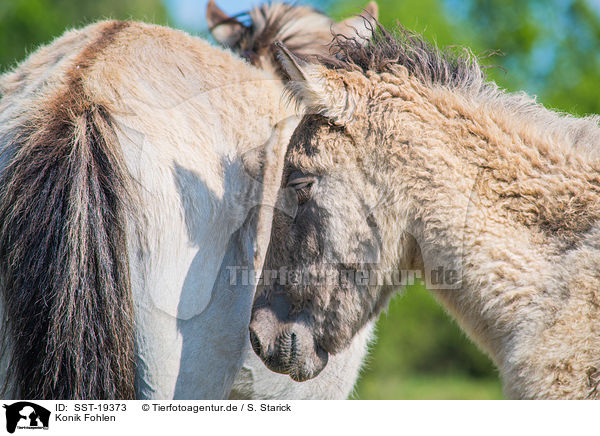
[249,292,328,381]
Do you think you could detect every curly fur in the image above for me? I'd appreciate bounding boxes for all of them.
[269,22,600,398]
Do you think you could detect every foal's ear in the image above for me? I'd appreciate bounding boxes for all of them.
[274,42,355,124]
[332,1,379,42]
[206,0,245,47]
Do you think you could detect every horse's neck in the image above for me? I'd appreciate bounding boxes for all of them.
[381,86,600,373]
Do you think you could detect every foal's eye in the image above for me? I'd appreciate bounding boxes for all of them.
[286,171,316,205]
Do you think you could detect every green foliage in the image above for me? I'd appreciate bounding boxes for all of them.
[461,0,600,115]
[0,0,168,71]
[367,284,497,377]
[354,285,502,399]
[355,373,503,400]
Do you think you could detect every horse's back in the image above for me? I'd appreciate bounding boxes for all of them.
[1,19,280,149]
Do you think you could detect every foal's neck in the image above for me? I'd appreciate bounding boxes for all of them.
[376,82,600,395]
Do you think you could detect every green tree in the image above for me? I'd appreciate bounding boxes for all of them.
[462,0,600,115]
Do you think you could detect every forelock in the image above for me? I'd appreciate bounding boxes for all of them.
[241,2,334,58]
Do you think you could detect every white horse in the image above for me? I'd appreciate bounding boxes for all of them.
[0,2,377,399]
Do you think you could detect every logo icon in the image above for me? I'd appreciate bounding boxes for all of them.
[3,402,50,433]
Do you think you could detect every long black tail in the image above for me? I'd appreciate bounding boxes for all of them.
[0,94,136,398]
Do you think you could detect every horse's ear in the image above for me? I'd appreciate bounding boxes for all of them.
[206,0,245,47]
[332,1,379,42]
[364,1,379,19]
[274,42,355,124]
[274,41,313,83]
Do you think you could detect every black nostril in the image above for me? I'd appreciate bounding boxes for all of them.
[289,332,297,358]
[249,328,262,357]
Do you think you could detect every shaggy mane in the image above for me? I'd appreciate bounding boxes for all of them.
[324,24,487,91]
[319,23,600,157]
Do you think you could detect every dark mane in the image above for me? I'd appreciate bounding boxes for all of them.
[324,23,487,91]
[235,3,334,67]
[319,23,600,157]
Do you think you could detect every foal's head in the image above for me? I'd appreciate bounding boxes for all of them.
[249,27,483,380]
[207,0,378,76]
[249,40,402,381]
